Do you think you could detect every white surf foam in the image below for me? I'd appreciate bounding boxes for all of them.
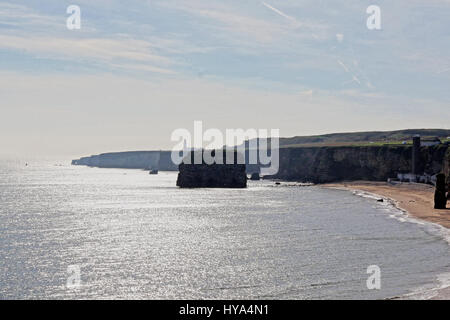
[346,188,450,300]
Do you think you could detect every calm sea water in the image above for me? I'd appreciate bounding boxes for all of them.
[0,159,449,299]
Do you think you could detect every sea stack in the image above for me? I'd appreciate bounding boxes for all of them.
[250,172,260,181]
[176,150,247,188]
[434,173,447,209]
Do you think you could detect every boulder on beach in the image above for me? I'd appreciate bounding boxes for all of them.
[434,173,447,209]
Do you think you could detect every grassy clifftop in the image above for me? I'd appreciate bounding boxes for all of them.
[278,129,450,148]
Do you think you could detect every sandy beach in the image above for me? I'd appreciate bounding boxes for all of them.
[322,181,450,228]
[322,181,450,299]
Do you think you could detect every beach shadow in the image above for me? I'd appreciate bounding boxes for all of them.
[435,207,450,211]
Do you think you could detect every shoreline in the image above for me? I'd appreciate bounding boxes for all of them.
[321,181,450,228]
[321,181,450,300]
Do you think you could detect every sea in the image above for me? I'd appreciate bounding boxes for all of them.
[0,158,449,299]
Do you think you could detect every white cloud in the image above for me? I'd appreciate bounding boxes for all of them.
[336,33,344,43]
[0,34,175,74]
[157,0,326,45]
[1,71,448,156]
[0,0,449,158]
[0,3,60,28]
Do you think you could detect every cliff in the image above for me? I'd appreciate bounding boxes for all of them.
[72,149,257,174]
[444,148,450,185]
[71,144,449,184]
[72,151,178,171]
[270,145,448,183]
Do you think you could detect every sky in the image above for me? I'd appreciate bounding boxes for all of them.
[0,0,449,157]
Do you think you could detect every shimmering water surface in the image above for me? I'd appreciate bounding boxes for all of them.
[0,159,449,299]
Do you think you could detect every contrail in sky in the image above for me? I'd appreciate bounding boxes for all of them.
[262,1,296,22]
[337,60,350,73]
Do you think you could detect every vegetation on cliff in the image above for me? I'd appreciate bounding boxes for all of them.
[277,129,450,148]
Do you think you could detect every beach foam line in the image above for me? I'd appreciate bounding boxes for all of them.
[350,188,450,245]
[327,186,450,300]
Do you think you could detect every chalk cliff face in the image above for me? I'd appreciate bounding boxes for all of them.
[72,151,178,171]
[271,145,448,183]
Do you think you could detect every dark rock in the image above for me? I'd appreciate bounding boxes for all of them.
[250,172,260,181]
[268,145,448,183]
[434,173,447,209]
[176,150,247,188]
[412,135,421,174]
[444,148,450,187]
[377,199,384,202]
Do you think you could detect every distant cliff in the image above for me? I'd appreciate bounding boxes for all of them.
[72,150,257,173]
[270,145,448,183]
[72,151,178,171]
[72,144,449,183]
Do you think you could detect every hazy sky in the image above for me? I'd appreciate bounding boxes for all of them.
[1,0,449,157]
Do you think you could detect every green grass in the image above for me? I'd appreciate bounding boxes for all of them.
[277,129,450,148]
[280,141,412,148]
